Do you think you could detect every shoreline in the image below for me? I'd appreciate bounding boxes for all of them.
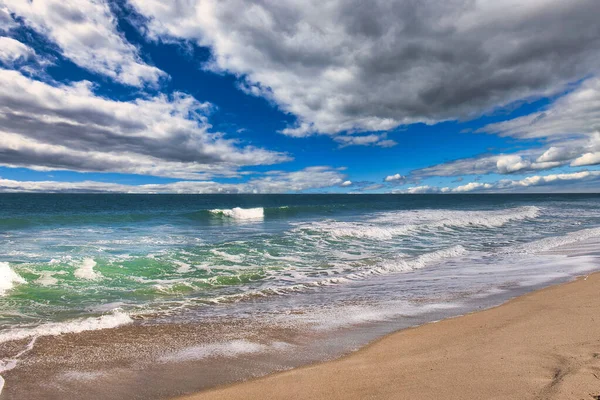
[176,272,600,400]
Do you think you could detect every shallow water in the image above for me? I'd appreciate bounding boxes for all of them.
[1,194,600,398]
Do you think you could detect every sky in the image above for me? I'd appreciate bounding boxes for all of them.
[0,0,600,194]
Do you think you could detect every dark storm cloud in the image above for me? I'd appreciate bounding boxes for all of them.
[132,0,600,136]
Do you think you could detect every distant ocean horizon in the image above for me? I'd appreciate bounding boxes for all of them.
[2,193,600,398]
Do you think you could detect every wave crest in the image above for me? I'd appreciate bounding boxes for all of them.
[0,311,133,344]
[0,262,25,297]
[209,207,264,221]
[296,206,540,240]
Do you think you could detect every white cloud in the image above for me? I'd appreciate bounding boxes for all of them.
[0,69,289,179]
[341,180,352,187]
[410,151,547,178]
[0,166,346,193]
[481,77,600,139]
[571,152,600,167]
[401,185,439,194]
[452,182,493,192]
[0,37,35,63]
[131,0,600,135]
[410,135,600,179]
[0,6,17,32]
[4,0,165,86]
[384,173,406,183]
[401,171,600,194]
[496,155,530,174]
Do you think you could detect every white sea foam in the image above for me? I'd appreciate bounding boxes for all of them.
[159,340,291,362]
[504,227,600,254]
[0,311,132,344]
[209,207,264,221]
[205,246,468,304]
[210,249,244,263]
[348,245,468,279]
[0,262,25,296]
[0,337,36,395]
[282,301,462,331]
[74,258,101,280]
[173,261,193,274]
[297,206,541,240]
[35,270,66,286]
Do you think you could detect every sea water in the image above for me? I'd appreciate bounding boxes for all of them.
[1,194,600,398]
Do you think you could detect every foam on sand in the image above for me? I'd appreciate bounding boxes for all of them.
[159,340,291,362]
[0,262,25,296]
[0,337,36,395]
[0,310,133,344]
[209,207,264,221]
[74,258,101,280]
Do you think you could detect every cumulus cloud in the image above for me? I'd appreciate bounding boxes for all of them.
[0,166,346,193]
[536,146,577,163]
[341,180,352,187]
[4,0,165,87]
[130,0,600,135]
[571,152,600,167]
[0,37,35,63]
[0,69,289,179]
[384,173,406,184]
[400,171,600,194]
[410,151,553,178]
[495,155,531,174]
[409,135,600,179]
[399,185,439,194]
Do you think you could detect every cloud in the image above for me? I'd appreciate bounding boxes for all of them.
[400,171,600,194]
[131,0,600,135]
[495,155,531,174]
[334,134,397,148]
[0,6,17,32]
[409,151,552,178]
[452,182,493,193]
[0,166,346,193]
[0,69,289,179]
[536,146,578,163]
[341,180,352,187]
[409,136,600,179]
[4,0,165,87]
[0,37,35,63]
[360,183,385,191]
[384,173,406,184]
[571,152,600,167]
[400,185,439,194]
[481,77,600,139]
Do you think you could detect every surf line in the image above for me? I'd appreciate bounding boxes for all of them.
[0,336,37,395]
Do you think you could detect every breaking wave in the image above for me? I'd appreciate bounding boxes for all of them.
[0,311,133,344]
[208,207,264,221]
[296,206,541,240]
[0,262,25,297]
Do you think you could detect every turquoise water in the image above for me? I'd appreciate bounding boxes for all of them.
[2,194,600,339]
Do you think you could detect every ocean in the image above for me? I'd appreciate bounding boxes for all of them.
[1,193,600,399]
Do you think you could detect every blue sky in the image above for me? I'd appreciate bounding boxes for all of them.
[1,0,600,193]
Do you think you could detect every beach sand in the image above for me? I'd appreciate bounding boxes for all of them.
[178,272,600,400]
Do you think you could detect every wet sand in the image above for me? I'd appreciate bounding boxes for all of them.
[178,272,600,400]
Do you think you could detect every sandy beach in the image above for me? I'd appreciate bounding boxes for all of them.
[178,272,600,400]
